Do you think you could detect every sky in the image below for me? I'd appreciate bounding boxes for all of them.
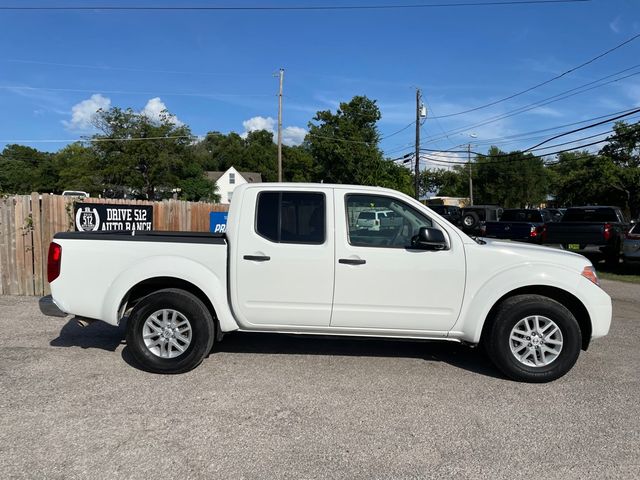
[1,0,639,169]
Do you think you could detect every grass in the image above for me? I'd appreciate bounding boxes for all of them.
[595,261,640,284]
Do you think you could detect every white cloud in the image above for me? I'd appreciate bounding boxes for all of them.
[240,116,306,146]
[140,97,183,125]
[525,106,563,118]
[63,93,111,131]
[282,126,307,146]
[241,116,276,137]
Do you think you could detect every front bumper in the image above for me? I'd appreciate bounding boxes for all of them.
[578,277,612,340]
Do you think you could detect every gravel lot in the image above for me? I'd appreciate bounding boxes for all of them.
[1,280,638,479]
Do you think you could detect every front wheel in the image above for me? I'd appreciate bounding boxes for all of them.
[484,294,582,383]
[126,288,215,374]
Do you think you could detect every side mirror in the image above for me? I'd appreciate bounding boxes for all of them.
[412,227,447,250]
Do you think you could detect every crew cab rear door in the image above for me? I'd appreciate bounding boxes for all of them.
[233,187,335,327]
[331,189,466,332]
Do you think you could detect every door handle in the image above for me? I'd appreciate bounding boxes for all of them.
[339,258,366,265]
[243,255,271,262]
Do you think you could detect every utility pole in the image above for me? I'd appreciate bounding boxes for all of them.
[277,68,284,182]
[467,143,474,206]
[414,88,421,200]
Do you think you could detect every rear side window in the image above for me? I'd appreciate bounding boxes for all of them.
[256,191,325,244]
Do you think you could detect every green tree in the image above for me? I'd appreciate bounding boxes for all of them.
[91,107,213,200]
[307,95,384,186]
[0,144,51,194]
[282,144,316,182]
[600,121,640,218]
[474,147,548,207]
[549,150,626,209]
[420,166,468,198]
[54,143,100,195]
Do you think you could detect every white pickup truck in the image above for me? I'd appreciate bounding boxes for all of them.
[45,183,612,382]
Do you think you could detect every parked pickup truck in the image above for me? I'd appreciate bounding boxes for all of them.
[43,184,612,382]
[544,206,630,265]
[483,209,551,244]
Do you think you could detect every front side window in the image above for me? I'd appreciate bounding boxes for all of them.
[346,194,434,248]
[256,191,325,244]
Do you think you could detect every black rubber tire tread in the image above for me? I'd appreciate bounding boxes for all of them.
[126,288,215,374]
[485,294,582,383]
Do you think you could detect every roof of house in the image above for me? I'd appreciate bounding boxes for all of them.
[205,169,262,183]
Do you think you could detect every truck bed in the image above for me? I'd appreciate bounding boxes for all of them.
[50,231,228,325]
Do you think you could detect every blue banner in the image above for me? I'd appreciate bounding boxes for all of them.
[210,212,228,233]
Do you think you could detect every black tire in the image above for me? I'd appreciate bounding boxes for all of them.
[462,212,480,230]
[484,294,581,383]
[125,288,215,374]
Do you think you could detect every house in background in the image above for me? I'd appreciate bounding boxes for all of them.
[206,167,262,204]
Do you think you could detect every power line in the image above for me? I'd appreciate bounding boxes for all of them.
[0,1,591,11]
[455,109,640,147]
[422,66,640,144]
[419,119,640,164]
[423,138,608,163]
[379,121,415,140]
[3,59,268,77]
[0,85,271,98]
[419,121,640,158]
[388,107,639,156]
[429,31,640,119]
[525,108,640,151]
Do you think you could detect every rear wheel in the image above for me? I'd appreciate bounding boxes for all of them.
[126,288,215,374]
[484,294,581,383]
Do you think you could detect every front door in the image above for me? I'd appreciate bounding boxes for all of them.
[331,191,466,332]
[234,188,334,327]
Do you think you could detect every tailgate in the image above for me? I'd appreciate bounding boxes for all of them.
[545,222,605,245]
[485,222,533,240]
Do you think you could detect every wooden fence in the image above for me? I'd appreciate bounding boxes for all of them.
[0,194,228,296]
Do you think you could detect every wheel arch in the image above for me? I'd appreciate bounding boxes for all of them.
[480,285,592,351]
[121,277,218,325]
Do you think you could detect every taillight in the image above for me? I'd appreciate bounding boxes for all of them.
[530,225,545,238]
[603,223,612,241]
[47,242,62,283]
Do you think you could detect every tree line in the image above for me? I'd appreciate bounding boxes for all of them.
[0,95,638,217]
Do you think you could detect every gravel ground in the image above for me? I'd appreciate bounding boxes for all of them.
[0,279,638,479]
